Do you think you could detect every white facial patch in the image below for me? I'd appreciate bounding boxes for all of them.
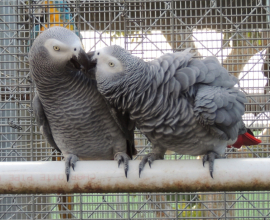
[44,38,82,63]
[93,47,124,79]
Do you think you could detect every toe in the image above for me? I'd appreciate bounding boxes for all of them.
[148,154,156,168]
[65,159,70,182]
[123,159,129,178]
[202,154,208,167]
[114,152,130,178]
[202,151,220,178]
[139,157,148,178]
[71,163,75,171]
[210,171,213,179]
[125,167,128,178]
[70,155,78,171]
[139,153,157,177]
[139,167,143,178]
[64,154,78,182]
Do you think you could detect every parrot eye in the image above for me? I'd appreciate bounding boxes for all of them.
[53,46,60,51]
[74,48,77,51]
[108,62,115,67]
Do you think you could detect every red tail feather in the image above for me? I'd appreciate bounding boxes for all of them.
[227,132,262,149]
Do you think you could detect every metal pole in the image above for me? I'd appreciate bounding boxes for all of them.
[0,159,269,194]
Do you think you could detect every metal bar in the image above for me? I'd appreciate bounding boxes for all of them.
[0,159,269,194]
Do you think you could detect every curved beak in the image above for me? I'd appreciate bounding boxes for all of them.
[78,49,97,79]
[69,55,82,70]
[67,49,97,79]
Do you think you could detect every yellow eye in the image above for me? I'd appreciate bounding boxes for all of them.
[53,46,60,51]
[109,62,115,67]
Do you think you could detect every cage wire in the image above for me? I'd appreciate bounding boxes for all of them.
[0,0,270,219]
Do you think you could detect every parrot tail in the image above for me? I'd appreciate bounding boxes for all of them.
[228,129,262,148]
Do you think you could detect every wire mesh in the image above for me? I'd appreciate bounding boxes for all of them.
[0,0,270,219]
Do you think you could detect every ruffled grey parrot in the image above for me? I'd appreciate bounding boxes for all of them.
[29,28,136,181]
[88,45,251,178]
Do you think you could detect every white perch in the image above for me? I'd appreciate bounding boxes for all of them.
[0,159,269,194]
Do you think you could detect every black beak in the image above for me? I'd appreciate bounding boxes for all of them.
[69,55,82,70]
[86,51,97,66]
[67,49,97,79]
[77,49,97,79]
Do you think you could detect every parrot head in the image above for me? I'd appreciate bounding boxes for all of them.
[88,45,126,82]
[29,26,95,79]
[87,45,145,93]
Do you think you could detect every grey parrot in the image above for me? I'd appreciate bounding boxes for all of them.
[87,45,253,178]
[29,27,136,181]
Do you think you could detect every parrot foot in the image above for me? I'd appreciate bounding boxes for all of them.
[114,152,131,178]
[65,154,78,182]
[202,151,224,179]
[139,153,157,178]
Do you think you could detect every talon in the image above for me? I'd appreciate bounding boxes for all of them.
[138,153,158,177]
[139,168,142,178]
[202,155,207,167]
[118,159,121,168]
[72,163,75,171]
[114,152,130,177]
[65,154,78,182]
[138,161,146,178]
[202,151,220,178]
[124,163,128,178]
[210,171,213,179]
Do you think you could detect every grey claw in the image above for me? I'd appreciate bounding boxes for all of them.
[202,151,220,178]
[65,154,78,181]
[148,160,152,168]
[202,155,207,167]
[139,168,142,178]
[115,153,130,177]
[118,159,121,168]
[139,153,157,177]
[124,162,128,178]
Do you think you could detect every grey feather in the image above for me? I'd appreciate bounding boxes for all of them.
[29,28,136,180]
[92,45,248,160]
[32,94,61,153]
